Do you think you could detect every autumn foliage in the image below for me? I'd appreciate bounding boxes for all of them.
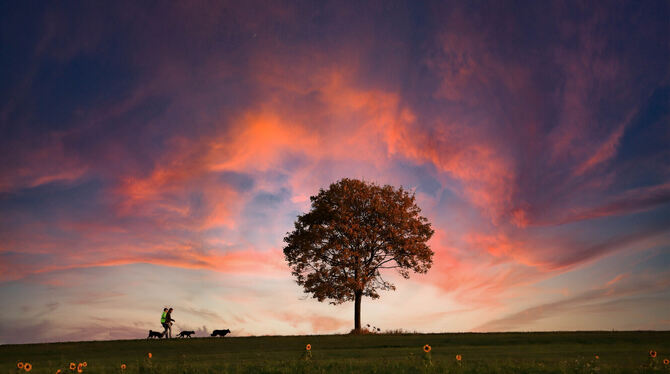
[283,178,434,331]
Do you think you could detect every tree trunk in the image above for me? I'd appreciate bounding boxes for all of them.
[354,290,362,332]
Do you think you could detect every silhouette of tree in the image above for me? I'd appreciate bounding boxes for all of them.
[283,178,434,332]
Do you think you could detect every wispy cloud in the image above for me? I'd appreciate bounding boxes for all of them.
[473,270,670,332]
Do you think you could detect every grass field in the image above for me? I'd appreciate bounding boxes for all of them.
[3,331,670,373]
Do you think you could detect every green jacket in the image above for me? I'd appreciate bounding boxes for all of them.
[161,311,167,324]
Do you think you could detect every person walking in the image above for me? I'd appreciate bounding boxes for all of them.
[160,308,169,338]
[164,307,175,338]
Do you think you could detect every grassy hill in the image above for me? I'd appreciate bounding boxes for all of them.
[2,331,670,373]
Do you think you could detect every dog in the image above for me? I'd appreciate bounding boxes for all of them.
[177,330,195,338]
[147,330,165,339]
[210,329,231,337]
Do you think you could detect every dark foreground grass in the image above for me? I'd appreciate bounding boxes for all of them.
[2,331,670,373]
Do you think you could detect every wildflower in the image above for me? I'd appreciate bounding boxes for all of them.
[70,363,76,370]
[664,358,669,365]
[595,355,599,360]
[120,364,127,370]
[650,350,657,358]
[24,363,33,372]
[423,344,431,353]
[148,352,152,358]
[456,354,462,361]
[18,362,24,369]
[57,370,62,374]
[82,362,87,367]
[77,363,83,373]
[302,344,313,361]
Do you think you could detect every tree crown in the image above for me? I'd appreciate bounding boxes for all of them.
[283,178,434,304]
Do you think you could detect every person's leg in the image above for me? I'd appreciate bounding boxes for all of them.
[168,322,172,338]
[162,323,168,338]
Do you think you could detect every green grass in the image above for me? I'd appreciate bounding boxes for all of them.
[2,331,670,373]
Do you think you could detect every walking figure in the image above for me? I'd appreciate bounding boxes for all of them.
[163,307,175,338]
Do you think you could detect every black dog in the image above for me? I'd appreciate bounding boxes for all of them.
[147,330,165,339]
[210,329,231,337]
[177,330,195,338]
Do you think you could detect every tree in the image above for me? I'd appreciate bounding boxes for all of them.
[283,178,434,332]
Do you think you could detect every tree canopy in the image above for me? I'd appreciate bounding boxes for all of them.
[283,178,434,331]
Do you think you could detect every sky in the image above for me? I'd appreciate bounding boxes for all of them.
[0,1,669,344]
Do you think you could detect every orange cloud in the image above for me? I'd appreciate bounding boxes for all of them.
[114,137,242,230]
[207,112,320,172]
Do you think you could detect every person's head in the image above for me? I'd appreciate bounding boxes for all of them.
[169,308,173,312]
[164,308,168,311]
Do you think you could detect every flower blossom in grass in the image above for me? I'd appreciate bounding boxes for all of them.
[456,354,462,361]
[24,363,32,372]
[77,363,83,373]
[82,362,87,367]
[664,358,669,365]
[148,353,152,358]
[423,345,431,353]
[595,355,599,360]
[56,370,62,374]
[650,350,657,358]
[17,362,24,369]
[306,344,311,351]
[120,364,127,370]
[70,363,76,370]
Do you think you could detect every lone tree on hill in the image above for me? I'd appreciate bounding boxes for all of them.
[283,178,434,332]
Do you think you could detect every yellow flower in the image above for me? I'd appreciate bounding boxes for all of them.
[148,352,153,358]
[456,354,462,361]
[24,363,33,372]
[306,344,312,351]
[650,350,657,358]
[664,358,669,365]
[423,344,431,353]
[17,362,24,369]
[82,362,87,367]
[120,364,127,370]
[70,363,76,370]
[77,363,83,373]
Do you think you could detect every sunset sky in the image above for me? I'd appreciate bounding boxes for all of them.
[1,1,669,344]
